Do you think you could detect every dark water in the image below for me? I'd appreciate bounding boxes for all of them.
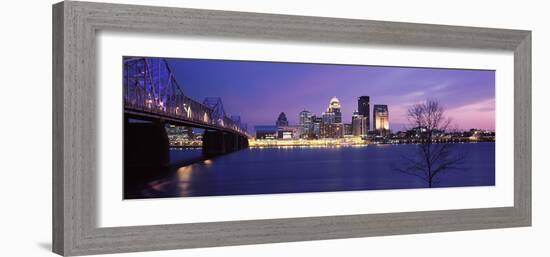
[126,143,495,199]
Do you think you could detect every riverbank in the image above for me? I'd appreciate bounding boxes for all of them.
[248,138,494,148]
[249,137,366,148]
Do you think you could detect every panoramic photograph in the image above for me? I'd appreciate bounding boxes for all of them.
[123,57,496,199]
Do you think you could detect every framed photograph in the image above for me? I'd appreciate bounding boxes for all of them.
[53,1,531,256]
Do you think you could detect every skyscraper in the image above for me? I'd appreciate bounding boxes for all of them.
[299,110,313,137]
[373,104,389,132]
[321,97,343,138]
[358,96,370,131]
[327,96,342,123]
[352,111,368,136]
[276,112,289,127]
[311,115,322,138]
[321,111,335,124]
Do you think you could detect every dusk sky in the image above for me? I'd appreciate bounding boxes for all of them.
[166,58,495,132]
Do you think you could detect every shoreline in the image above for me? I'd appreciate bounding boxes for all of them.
[248,139,494,148]
[168,141,495,150]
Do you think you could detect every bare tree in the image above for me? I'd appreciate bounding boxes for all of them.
[396,99,466,188]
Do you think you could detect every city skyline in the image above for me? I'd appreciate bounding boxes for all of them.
[166,58,495,132]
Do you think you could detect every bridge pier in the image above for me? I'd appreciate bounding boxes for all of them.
[241,135,249,148]
[225,133,238,153]
[124,117,170,169]
[202,130,249,156]
[202,130,226,156]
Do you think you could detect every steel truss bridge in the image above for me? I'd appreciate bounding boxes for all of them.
[123,57,249,138]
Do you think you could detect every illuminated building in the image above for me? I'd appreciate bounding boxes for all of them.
[165,125,197,147]
[299,110,314,138]
[344,123,353,136]
[327,96,342,123]
[312,115,322,138]
[320,123,343,139]
[373,104,389,133]
[322,111,335,124]
[276,112,289,127]
[357,96,370,131]
[352,111,368,136]
[320,96,344,138]
[255,125,278,140]
[277,125,301,140]
[165,125,193,138]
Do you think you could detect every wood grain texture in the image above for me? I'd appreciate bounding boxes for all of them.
[52,1,532,256]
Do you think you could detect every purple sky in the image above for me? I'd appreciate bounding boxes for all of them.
[166,58,495,132]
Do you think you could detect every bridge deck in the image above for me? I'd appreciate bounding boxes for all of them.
[124,107,248,138]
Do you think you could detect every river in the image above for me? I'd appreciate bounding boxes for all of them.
[124,142,495,199]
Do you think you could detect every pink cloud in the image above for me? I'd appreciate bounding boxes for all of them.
[445,98,495,130]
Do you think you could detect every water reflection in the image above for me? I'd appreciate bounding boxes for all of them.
[177,165,194,197]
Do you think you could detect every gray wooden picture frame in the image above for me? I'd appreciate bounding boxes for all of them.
[52,1,531,256]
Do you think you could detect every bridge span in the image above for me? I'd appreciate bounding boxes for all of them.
[123,57,250,168]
